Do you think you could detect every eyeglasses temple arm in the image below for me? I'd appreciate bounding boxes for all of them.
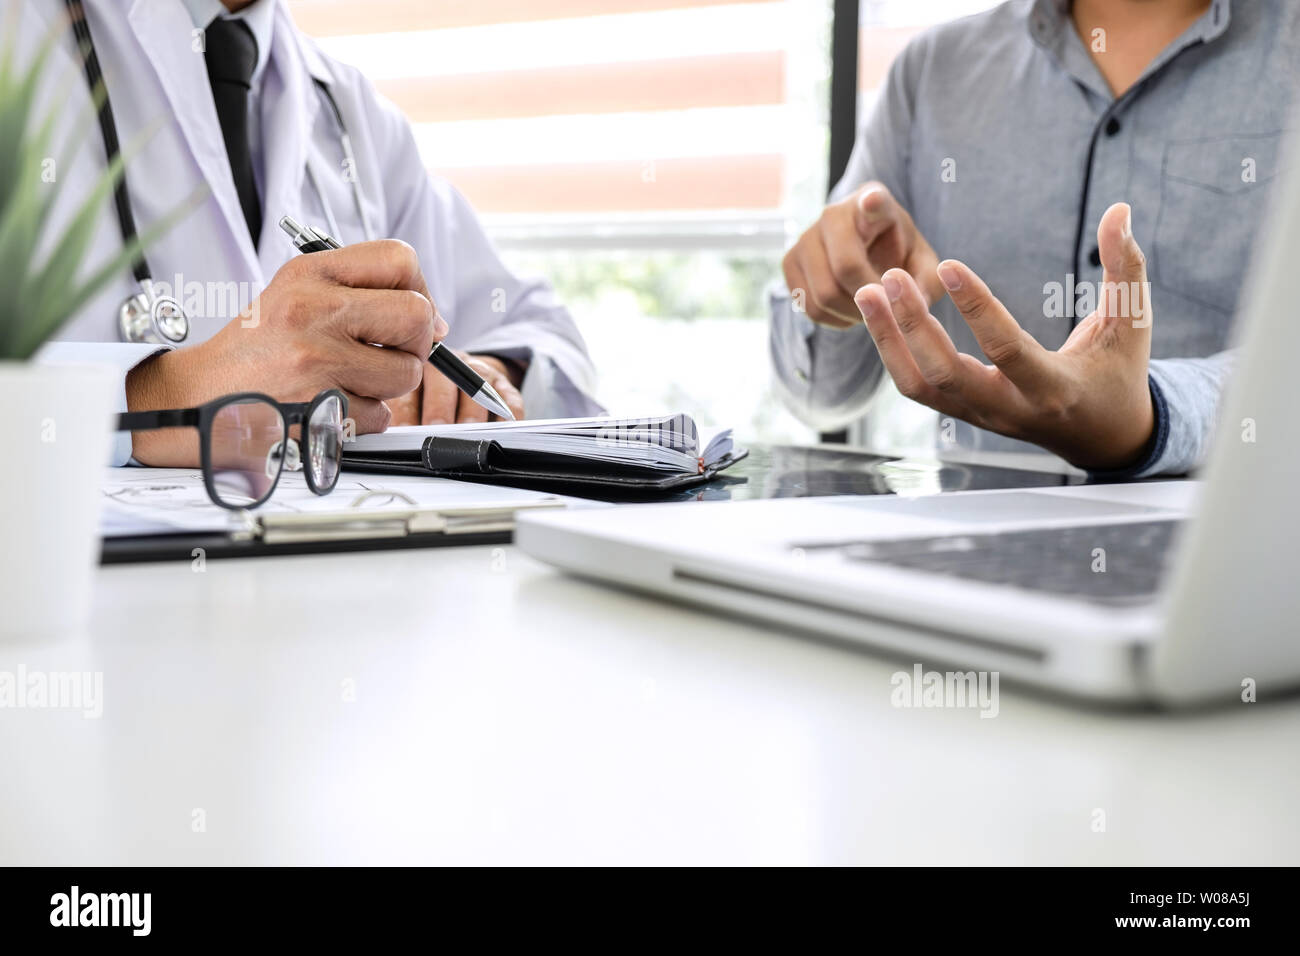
[116,408,202,432]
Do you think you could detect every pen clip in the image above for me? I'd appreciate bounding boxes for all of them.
[279,215,332,251]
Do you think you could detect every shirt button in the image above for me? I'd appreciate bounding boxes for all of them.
[1105,117,1121,136]
[795,367,809,383]
[1089,246,1102,268]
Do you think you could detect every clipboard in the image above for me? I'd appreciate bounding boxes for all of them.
[99,489,567,565]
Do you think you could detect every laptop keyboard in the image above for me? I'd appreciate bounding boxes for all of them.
[840,519,1181,604]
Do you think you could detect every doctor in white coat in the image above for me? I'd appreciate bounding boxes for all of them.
[25,0,603,466]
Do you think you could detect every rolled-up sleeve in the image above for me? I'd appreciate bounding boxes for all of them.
[1144,351,1234,475]
[769,285,887,432]
[1083,351,1234,481]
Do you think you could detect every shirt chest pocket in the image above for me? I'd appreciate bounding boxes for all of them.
[1152,132,1285,317]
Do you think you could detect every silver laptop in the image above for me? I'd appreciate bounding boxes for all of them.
[516,131,1300,706]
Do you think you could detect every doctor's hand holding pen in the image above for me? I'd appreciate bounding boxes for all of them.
[387,352,526,428]
[123,240,441,467]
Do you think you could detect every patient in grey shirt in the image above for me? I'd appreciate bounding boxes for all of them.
[771,0,1297,475]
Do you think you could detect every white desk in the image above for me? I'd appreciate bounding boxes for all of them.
[2,542,1297,865]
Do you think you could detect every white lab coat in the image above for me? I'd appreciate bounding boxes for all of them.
[20,0,602,464]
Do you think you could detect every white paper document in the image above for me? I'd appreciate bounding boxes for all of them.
[99,467,570,538]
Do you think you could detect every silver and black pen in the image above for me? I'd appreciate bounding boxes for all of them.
[278,215,515,421]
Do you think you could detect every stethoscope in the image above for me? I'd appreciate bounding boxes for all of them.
[63,0,371,346]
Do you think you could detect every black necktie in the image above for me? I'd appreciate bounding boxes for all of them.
[204,17,262,247]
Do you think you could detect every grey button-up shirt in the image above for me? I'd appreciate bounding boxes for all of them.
[770,0,1298,475]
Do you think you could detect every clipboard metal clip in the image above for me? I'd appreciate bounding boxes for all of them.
[235,490,566,545]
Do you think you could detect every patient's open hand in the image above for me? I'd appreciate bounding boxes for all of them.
[853,202,1155,471]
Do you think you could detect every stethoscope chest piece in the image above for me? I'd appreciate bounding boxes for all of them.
[118,280,189,345]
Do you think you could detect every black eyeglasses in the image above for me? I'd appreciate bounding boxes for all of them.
[117,390,348,510]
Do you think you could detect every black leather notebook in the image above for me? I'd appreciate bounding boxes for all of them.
[342,415,749,493]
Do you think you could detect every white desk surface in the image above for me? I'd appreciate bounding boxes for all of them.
[2,542,1297,865]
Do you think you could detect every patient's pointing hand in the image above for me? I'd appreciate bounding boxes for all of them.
[783,182,942,329]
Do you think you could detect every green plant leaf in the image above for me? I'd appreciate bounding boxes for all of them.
[0,17,199,359]
[25,119,158,324]
[11,185,210,359]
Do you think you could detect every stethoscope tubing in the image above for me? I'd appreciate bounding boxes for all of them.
[64,0,370,343]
